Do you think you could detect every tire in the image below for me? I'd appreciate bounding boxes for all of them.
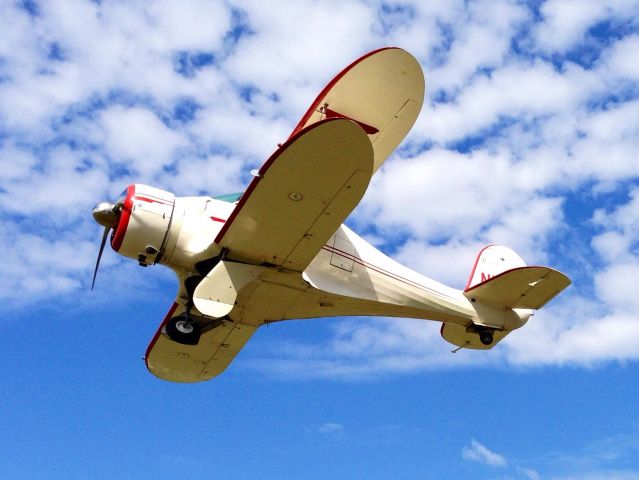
[166,314,201,345]
[479,330,494,346]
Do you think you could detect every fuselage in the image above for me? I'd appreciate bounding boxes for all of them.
[109,183,530,332]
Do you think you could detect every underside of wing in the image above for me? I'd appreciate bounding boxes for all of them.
[145,302,257,383]
[215,118,373,272]
[289,47,424,173]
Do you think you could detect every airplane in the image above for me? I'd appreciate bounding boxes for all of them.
[91,47,571,383]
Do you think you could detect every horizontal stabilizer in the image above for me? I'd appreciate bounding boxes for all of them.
[463,266,571,310]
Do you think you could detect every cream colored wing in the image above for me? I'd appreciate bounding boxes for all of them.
[215,118,373,272]
[289,47,425,173]
[145,302,257,383]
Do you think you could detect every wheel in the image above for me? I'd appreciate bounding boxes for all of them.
[479,330,494,346]
[166,314,201,345]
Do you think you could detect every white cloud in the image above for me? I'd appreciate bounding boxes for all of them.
[393,240,484,290]
[359,146,564,269]
[594,187,639,236]
[462,439,508,467]
[519,467,542,480]
[0,142,38,181]
[591,231,632,263]
[506,310,639,366]
[531,432,639,480]
[0,144,109,218]
[603,34,639,80]
[420,59,601,145]
[224,0,375,93]
[167,154,246,197]
[318,422,345,435]
[245,317,492,381]
[595,262,639,312]
[0,220,93,301]
[99,106,186,179]
[144,0,232,51]
[552,472,639,480]
[568,101,639,184]
[532,0,609,53]
[426,0,529,94]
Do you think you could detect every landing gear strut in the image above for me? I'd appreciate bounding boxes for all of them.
[478,329,494,346]
[166,310,201,345]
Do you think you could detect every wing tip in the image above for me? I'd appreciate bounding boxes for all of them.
[144,302,179,372]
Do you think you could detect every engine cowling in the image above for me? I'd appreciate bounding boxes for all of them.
[111,184,175,266]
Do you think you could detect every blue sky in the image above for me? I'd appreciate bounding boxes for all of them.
[1,0,639,478]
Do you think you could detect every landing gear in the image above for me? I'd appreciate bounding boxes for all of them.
[478,329,494,346]
[166,313,201,345]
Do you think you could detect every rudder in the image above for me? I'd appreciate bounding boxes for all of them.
[465,245,526,289]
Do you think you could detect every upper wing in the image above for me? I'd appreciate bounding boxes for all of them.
[145,301,257,383]
[289,47,424,173]
[215,118,373,272]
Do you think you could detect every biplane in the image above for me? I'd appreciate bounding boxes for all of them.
[92,47,571,382]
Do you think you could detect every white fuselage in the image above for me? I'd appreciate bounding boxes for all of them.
[113,184,529,333]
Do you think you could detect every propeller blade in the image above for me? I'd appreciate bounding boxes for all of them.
[92,226,110,291]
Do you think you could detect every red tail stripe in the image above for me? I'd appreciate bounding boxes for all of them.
[464,245,495,290]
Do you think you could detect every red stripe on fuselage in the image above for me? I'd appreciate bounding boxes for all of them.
[136,195,172,205]
[321,244,456,300]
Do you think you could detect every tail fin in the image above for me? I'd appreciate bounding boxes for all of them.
[465,245,526,290]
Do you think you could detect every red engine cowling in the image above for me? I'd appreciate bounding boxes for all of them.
[111,184,175,266]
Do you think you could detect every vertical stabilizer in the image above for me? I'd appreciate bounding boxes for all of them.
[465,245,526,290]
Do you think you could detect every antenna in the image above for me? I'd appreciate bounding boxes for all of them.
[451,341,470,353]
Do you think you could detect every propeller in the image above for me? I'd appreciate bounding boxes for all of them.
[91,201,121,291]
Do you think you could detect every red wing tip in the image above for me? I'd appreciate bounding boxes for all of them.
[287,46,408,140]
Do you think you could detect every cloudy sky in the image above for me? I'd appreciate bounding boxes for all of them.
[2,0,639,478]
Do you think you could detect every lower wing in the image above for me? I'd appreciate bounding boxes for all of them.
[145,302,257,383]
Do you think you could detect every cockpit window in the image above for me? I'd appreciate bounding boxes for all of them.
[213,192,243,203]
[116,188,128,206]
